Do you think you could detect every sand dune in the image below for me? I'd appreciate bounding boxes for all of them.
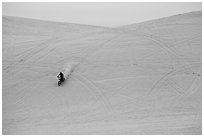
[2,11,202,134]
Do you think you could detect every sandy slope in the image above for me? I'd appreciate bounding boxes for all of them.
[2,11,202,134]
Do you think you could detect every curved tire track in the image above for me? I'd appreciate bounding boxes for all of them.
[72,72,115,115]
[149,63,201,97]
[119,31,200,97]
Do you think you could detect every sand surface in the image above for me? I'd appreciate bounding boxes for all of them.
[2,11,202,134]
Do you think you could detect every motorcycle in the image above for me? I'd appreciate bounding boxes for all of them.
[58,77,65,86]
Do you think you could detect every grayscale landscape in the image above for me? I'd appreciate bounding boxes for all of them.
[2,10,202,134]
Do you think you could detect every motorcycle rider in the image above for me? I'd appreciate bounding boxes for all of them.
[57,72,65,82]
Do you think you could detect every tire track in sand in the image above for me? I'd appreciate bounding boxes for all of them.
[4,38,58,81]
[149,63,201,97]
[73,72,114,115]
[119,31,200,97]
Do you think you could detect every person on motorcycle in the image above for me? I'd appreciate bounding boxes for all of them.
[57,72,65,82]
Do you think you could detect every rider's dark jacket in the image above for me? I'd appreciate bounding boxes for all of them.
[57,72,64,81]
